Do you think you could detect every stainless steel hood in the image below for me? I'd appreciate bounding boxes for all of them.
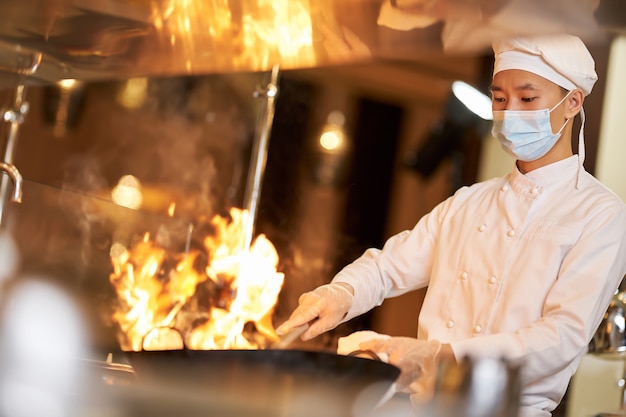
[0,0,621,87]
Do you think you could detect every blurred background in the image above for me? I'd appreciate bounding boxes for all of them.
[0,0,624,416]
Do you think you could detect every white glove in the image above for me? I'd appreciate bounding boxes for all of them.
[360,337,441,395]
[337,330,391,362]
[276,283,354,341]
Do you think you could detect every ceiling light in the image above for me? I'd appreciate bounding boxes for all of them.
[451,81,492,121]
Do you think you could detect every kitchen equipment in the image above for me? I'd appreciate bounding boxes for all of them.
[422,354,522,417]
[588,277,626,416]
[82,357,137,387]
[124,348,400,417]
[0,0,613,88]
[271,323,310,349]
[0,84,27,229]
[589,278,626,359]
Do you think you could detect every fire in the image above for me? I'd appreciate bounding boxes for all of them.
[239,0,315,69]
[149,0,327,72]
[109,207,285,351]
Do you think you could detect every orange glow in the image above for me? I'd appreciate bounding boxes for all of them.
[240,0,315,69]
[149,0,323,72]
[109,207,284,351]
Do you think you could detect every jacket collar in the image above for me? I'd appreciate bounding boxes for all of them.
[508,155,580,197]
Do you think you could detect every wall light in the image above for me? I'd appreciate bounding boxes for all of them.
[42,79,85,138]
[314,110,351,185]
[318,111,347,154]
[116,78,149,110]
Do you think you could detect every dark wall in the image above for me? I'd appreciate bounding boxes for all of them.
[337,97,403,264]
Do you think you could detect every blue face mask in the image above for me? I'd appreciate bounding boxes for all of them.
[491,92,571,162]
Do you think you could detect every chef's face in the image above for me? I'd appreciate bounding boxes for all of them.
[490,69,569,133]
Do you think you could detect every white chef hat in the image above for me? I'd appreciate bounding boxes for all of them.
[493,34,598,96]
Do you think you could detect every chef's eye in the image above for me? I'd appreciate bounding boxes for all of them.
[521,97,537,102]
[492,96,505,103]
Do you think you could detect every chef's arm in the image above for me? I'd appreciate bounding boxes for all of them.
[280,195,450,340]
[332,200,447,322]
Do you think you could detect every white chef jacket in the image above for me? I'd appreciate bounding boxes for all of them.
[333,155,626,415]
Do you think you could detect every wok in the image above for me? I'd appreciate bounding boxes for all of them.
[124,348,400,417]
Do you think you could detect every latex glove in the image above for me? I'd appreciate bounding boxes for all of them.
[360,337,441,395]
[275,283,354,341]
[337,330,391,362]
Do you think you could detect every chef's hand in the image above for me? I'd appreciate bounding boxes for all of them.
[360,337,442,395]
[276,282,354,341]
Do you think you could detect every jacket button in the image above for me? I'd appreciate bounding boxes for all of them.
[507,229,516,237]
[478,224,487,232]
[489,276,497,284]
[461,271,469,280]
[474,325,482,334]
[446,320,455,328]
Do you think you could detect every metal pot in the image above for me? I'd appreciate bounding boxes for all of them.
[124,349,400,417]
[82,358,136,387]
[424,354,522,417]
[589,278,626,358]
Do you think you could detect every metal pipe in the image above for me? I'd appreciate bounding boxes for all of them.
[0,85,28,226]
[0,50,41,75]
[242,65,280,252]
[0,162,22,203]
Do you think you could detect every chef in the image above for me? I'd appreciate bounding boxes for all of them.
[277,34,626,416]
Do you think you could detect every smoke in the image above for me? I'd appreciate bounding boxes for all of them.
[57,74,260,267]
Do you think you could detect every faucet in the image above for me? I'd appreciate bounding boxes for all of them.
[0,162,22,203]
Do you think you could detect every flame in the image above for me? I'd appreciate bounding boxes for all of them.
[109,207,284,351]
[150,0,321,72]
[240,0,315,69]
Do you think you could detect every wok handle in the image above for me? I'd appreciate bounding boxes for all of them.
[272,323,310,349]
[347,349,384,362]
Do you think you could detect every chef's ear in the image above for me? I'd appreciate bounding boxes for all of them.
[565,89,584,119]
